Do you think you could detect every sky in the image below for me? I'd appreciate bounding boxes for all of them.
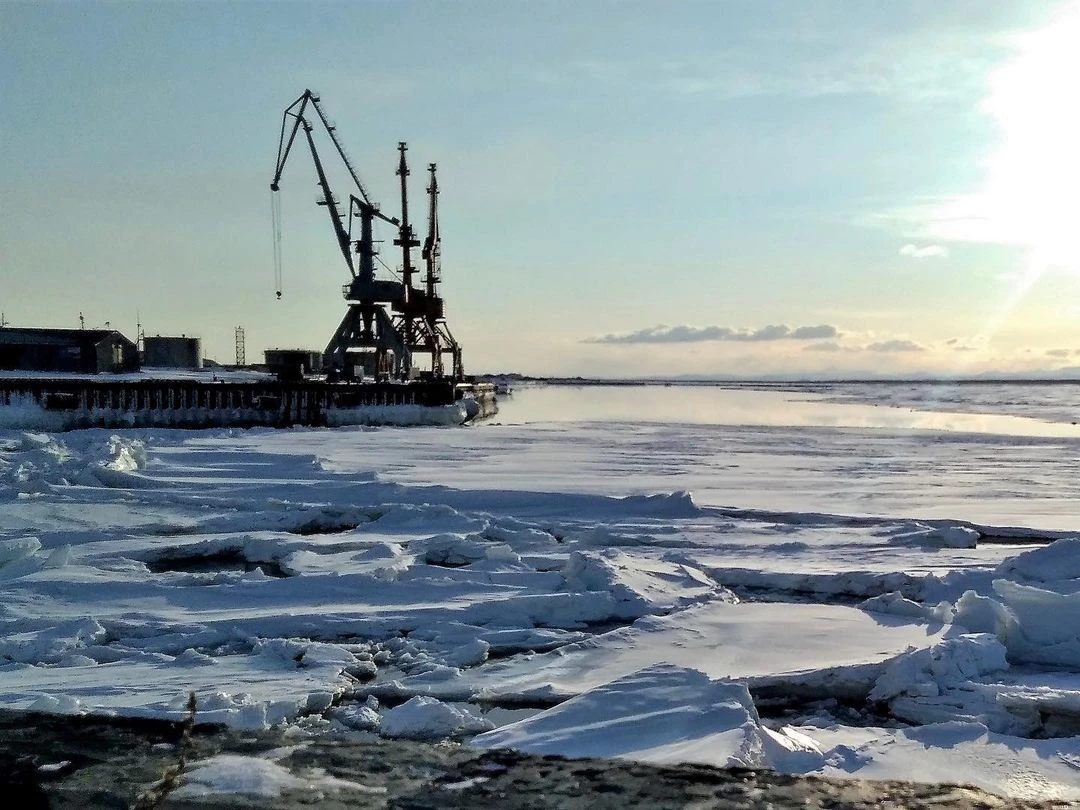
[2,0,1079,378]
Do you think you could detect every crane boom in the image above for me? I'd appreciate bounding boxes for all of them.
[270,89,399,229]
[301,122,354,276]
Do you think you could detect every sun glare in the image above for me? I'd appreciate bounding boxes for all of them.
[928,2,1080,276]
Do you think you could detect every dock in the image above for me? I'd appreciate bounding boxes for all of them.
[0,377,496,430]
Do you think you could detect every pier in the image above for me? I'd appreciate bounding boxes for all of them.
[0,377,496,429]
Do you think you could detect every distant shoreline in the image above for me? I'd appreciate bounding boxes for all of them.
[481,375,1080,387]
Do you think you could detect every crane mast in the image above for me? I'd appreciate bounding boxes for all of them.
[423,163,441,299]
[269,90,463,382]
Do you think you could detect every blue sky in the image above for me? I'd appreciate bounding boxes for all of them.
[3,0,1078,376]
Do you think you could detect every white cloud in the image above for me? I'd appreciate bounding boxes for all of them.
[899,243,949,258]
[866,339,926,352]
[583,323,840,345]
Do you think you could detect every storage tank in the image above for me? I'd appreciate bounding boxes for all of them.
[143,336,202,369]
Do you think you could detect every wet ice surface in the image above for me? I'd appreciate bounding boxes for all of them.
[1,382,1079,799]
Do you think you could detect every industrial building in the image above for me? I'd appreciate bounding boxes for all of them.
[143,335,202,369]
[0,328,140,374]
[264,349,322,381]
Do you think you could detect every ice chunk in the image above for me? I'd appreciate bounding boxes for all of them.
[174,754,306,798]
[379,696,492,741]
[994,579,1080,668]
[761,725,826,772]
[888,523,979,549]
[997,537,1080,584]
[74,436,152,487]
[42,544,73,569]
[331,703,381,731]
[868,634,1028,731]
[797,722,1080,801]
[0,536,42,568]
[0,618,107,665]
[413,534,488,567]
[473,664,771,768]
[442,638,490,668]
[29,694,85,715]
[561,549,730,617]
[953,590,1017,638]
[870,633,1009,703]
[172,648,217,667]
[858,591,953,623]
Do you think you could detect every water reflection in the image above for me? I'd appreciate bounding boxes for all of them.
[495,384,1080,439]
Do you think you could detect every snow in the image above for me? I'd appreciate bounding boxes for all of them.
[796,722,1080,802]
[993,579,1080,668]
[427,601,953,706]
[379,695,492,740]
[997,537,1080,584]
[473,664,773,768]
[2,382,1080,799]
[173,748,385,799]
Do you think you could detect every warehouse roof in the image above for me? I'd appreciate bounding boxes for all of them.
[0,328,130,346]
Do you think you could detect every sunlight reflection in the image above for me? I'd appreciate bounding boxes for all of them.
[498,385,1080,439]
[928,2,1080,274]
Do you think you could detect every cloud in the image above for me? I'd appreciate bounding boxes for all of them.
[866,339,926,352]
[899,243,949,258]
[583,323,840,345]
[656,26,1007,104]
[1045,348,1077,358]
[790,325,840,339]
[804,341,843,352]
[945,337,982,352]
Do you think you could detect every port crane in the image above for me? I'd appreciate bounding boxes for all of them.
[270,90,463,381]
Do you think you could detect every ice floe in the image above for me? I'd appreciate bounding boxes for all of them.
[2,382,1080,799]
[473,664,774,768]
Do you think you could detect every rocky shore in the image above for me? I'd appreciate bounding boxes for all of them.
[0,711,1071,810]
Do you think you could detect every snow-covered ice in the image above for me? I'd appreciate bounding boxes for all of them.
[173,747,385,799]
[2,382,1079,799]
[472,664,774,767]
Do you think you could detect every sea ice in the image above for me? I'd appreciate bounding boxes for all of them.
[797,721,1080,802]
[173,749,385,799]
[472,664,774,768]
[2,383,1079,800]
[379,696,492,741]
[994,579,1080,668]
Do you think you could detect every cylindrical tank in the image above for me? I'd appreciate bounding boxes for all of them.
[143,336,202,369]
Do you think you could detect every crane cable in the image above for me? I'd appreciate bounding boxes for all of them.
[271,191,284,298]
